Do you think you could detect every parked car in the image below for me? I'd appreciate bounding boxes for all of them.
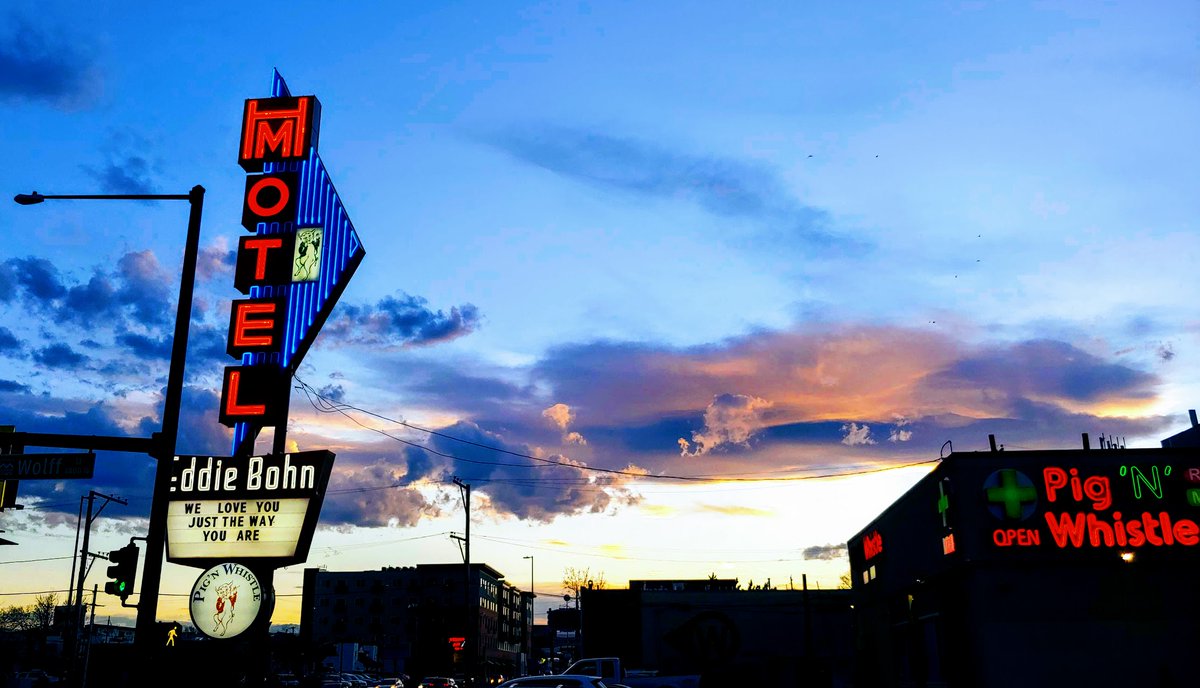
[374,678,406,688]
[418,679,457,688]
[496,676,608,688]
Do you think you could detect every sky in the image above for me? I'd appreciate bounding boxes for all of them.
[0,0,1197,627]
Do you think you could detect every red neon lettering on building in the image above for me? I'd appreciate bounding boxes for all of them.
[1043,465,1110,510]
[231,302,279,348]
[1175,519,1199,545]
[243,238,285,280]
[246,177,291,217]
[223,369,266,417]
[241,98,310,161]
[1044,512,1087,548]
[1160,512,1174,545]
[1044,467,1068,503]
[992,528,1041,547]
[863,531,883,560]
[1043,511,1198,549]
[1188,468,1200,483]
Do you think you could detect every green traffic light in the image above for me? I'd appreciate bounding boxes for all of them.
[118,581,126,592]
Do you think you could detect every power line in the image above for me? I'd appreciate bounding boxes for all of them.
[0,556,74,566]
[472,533,813,564]
[294,375,940,483]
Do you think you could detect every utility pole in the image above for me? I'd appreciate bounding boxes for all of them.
[453,477,473,683]
[71,490,126,681]
[81,584,97,688]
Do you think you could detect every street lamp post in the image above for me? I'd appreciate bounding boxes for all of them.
[523,555,534,597]
[523,556,534,674]
[13,187,206,657]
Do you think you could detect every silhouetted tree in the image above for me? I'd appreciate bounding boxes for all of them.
[0,604,35,631]
[31,593,57,628]
[562,567,607,598]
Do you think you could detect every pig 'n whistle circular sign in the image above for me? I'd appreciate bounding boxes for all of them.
[189,562,271,639]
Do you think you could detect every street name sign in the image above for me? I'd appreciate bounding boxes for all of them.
[0,452,95,480]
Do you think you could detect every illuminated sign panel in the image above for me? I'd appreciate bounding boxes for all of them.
[168,498,309,558]
[238,96,320,171]
[292,227,322,282]
[235,235,295,293]
[863,530,883,560]
[226,297,288,357]
[242,172,300,230]
[190,563,269,639]
[166,450,334,566]
[219,366,289,427]
[222,73,365,453]
[981,458,1200,556]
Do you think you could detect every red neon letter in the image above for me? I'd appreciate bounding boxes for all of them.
[1174,519,1199,546]
[246,177,290,217]
[243,238,285,280]
[1044,512,1086,548]
[223,369,266,416]
[232,302,278,347]
[1083,476,1112,510]
[1043,467,1067,503]
[241,98,310,161]
[1141,512,1164,546]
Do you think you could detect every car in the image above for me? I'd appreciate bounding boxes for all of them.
[418,679,457,688]
[374,678,406,688]
[496,676,609,688]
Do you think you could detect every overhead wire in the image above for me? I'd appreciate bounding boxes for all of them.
[294,375,940,484]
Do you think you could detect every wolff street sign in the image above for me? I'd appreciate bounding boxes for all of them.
[0,452,95,480]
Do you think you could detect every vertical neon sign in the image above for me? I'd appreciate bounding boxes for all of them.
[221,70,366,455]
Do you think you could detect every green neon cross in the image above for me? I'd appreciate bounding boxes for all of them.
[937,483,950,526]
[986,469,1037,519]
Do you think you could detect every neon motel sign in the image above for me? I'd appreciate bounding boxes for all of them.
[220,78,365,454]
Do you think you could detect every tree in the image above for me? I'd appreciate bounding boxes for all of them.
[31,593,57,629]
[838,571,853,590]
[0,604,35,631]
[562,567,607,599]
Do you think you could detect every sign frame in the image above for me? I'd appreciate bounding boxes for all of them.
[165,450,334,569]
[0,451,96,480]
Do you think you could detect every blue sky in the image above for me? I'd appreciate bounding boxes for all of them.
[1,1,1197,624]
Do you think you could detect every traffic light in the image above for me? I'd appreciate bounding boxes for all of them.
[105,543,139,600]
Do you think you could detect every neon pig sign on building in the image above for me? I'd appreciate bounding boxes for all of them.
[220,74,365,454]
[986,464,1200,551]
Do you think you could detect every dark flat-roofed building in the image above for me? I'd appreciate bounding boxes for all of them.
[300,562,533,681]
[849,421,1200,687]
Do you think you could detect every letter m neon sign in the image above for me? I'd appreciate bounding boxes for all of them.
[238,96,321,171]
